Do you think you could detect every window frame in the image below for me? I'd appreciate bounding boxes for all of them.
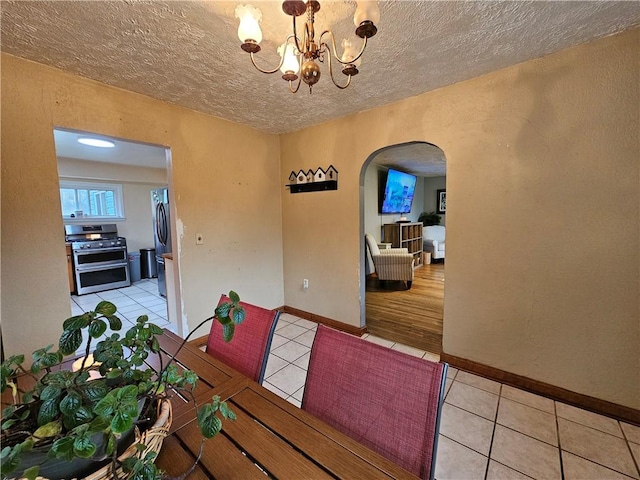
[59,180,125,222]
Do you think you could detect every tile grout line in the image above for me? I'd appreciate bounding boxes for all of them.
[483,383,501,480]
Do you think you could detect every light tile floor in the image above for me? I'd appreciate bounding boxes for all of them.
[69,295,640,480]
[70,278,177,335]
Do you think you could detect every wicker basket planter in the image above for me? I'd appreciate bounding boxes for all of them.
[84,399,172,480]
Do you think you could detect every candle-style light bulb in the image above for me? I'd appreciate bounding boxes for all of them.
[354,1,380,26]
[341,38,362,67]
[278,42,300,74]
[235,4,263,44]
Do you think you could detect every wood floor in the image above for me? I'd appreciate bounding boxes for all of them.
[365,262,444,354]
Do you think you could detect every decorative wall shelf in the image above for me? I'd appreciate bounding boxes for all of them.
[287,165,338,194]
[287,180,338,193]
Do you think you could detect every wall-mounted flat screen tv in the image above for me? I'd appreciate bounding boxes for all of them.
[379,168,417,214]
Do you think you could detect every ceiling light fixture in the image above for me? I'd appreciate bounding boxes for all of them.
[235,1,380,94]
[77,137,116,148]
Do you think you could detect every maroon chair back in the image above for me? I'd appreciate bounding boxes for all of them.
[302,325,447,480]
[205,295,280,384]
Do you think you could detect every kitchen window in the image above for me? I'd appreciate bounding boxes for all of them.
[59,180,125,220]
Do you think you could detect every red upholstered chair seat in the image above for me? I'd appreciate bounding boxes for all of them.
[205,295,280,384]
[302,325,447,480]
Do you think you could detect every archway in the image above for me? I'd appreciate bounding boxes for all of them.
[359,141,447,353]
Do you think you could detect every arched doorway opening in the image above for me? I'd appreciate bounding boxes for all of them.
[359,141,447,354]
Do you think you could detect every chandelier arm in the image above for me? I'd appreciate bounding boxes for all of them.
[325,45,352,90]
[249,51,286,75]
[248,34,298,75]
[319,30,368,65]
[288,70,304,93]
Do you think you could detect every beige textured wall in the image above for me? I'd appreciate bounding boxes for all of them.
[1,54,284,356]
[281,29,639,408]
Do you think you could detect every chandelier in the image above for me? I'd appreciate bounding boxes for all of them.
[235,1,380,93]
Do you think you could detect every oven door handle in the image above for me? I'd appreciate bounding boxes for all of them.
[76,262,129,273]
[74,247,127,255]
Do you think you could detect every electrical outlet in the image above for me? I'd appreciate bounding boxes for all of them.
[195,233,204,245]
[303,278,309,289]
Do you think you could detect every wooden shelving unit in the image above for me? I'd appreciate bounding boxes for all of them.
[382,222,423,268]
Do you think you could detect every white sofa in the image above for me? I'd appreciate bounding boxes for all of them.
[423,226,445,261]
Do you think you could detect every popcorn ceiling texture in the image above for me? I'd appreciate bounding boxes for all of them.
[1,1,638,134]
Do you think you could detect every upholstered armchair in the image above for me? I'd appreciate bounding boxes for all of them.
[365,234,414,289]
[423,226,445,261]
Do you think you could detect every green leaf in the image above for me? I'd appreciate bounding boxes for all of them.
[60,391,82,416]
[106,315,122,331]
[220,401,236,420]
[94,395,116,417]
[32,420,62,440]
[232,305,246,325]
[50,436,75,461]
[117,385,139,403]
[95,301,117,316]
[59,328,83,355]
[37,398,60,426]
[73,405,94,425]
[73,435,97,458]
[23,465,40,480]
[228,290,240,304]
[89,416,110,433]
[149,323,164,335]
[81,381,108,403]
[222,322,235,343]
[63,314,89,331]
[106,368,123,379]
[198,406,223,438]
[138,327,151,341]
[88,319,107,338]
[215,302,231,318]
[111,412,133,434]
[40,385,62,401]
[105,433,116,456]
[136,315,149,325]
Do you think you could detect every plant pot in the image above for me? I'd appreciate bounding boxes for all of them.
[8,400,171,480]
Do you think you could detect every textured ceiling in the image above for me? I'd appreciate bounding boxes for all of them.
[2,1,639,136]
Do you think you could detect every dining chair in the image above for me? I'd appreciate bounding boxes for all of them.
[205,294,280,384]
[302,325,448,480]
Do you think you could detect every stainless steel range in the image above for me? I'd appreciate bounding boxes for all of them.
[65,224,131,295]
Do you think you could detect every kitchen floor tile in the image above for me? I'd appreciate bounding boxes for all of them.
[445,381,499,421]
[271,340,310,363]
[293,330,317,348]
[362,335,395,348]
[562,450,635,480]
[265,363,307,396]
[558,418,638,478]
[434,435,488,480]
[263,354,289,378]
[490,424,561,479]
[497,397,558,446]
[622,422,640,444]
[455,371,502,395]
[440,403,494,455]
[556,402,623,438]
[501,384,555,414]
[293,318,317,329]
[486,460,533,479]
[276,323,309,340]
[391,342,427,358]
[269,334,289,350]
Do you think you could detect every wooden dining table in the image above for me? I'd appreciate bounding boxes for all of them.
[154,330,419,479]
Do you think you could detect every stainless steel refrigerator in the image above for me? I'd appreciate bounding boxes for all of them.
[151,188,171,297]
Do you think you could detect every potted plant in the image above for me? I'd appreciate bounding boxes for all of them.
[1,291,245,480]
[418,211,441,226]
